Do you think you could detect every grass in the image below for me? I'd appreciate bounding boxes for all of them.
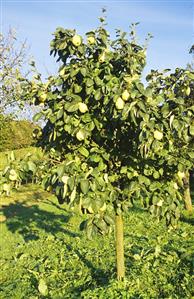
[0,184,193,299]
[0,147,43,170]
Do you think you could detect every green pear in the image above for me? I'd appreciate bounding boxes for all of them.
[78,102,88,113]
[115,97,124,110]
[122,90,130,101]
[72,35,82,47]
[87,36,95,45]
[154,130,163,141]
[76,130,85,141]
[99,52,105,63]
[39,92,47,103]
[185,86,190,96]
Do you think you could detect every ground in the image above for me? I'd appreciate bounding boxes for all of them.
[0,184,193,298]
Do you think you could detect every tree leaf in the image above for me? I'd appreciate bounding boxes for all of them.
[65,101,79,112]
[33,112,42,122]
[80,179,90,194]
[70,187,76,203]
[78,147,89,157]
[27,161,36,173]
[169,114,174,129]
[38,279,48,296]
[80,68,87,77]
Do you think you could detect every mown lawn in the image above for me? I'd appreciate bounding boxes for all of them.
[0,184,193,299]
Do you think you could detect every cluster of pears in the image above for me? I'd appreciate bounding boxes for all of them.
[71,34,96,47]
[115,90,130,110]
[115,90,164,141]
[75,102,89,141]
[71,34,109,64]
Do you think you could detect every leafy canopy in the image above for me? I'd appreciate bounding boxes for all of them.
[23,18,193,233]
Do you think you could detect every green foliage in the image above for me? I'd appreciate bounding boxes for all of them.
[0,114,13,152]
[146,68,194,170]
[22,19,193,229]
[0,149,49,196]
[0,147,42,170]
[0,114,38,152]
[0,186,193,298]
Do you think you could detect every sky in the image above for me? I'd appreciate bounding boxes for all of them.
[1,0,194,80]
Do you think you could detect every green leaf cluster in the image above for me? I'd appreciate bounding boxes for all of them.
[0,150,50,196]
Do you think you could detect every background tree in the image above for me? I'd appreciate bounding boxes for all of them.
[0,28,32,115]
[0,113,38,152]
[146,68,194,213]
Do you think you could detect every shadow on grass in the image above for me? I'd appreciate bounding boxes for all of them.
[180,215,194,226]
[42,198,68,212]
[64,243,112,294]
[0,200,111,290]
[0,202,79,241]
[129,205,147,214]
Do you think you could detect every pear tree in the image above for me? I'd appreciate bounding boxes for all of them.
[23,17,193,280]
[146,68,194,213]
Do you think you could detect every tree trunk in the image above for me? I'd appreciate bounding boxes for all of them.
[115,214,125,280]
[183,171,193,213]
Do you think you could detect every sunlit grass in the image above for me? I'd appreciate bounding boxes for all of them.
[0,184,193,298]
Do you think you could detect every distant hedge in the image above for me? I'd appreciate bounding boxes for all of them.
[0,114,38,152]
